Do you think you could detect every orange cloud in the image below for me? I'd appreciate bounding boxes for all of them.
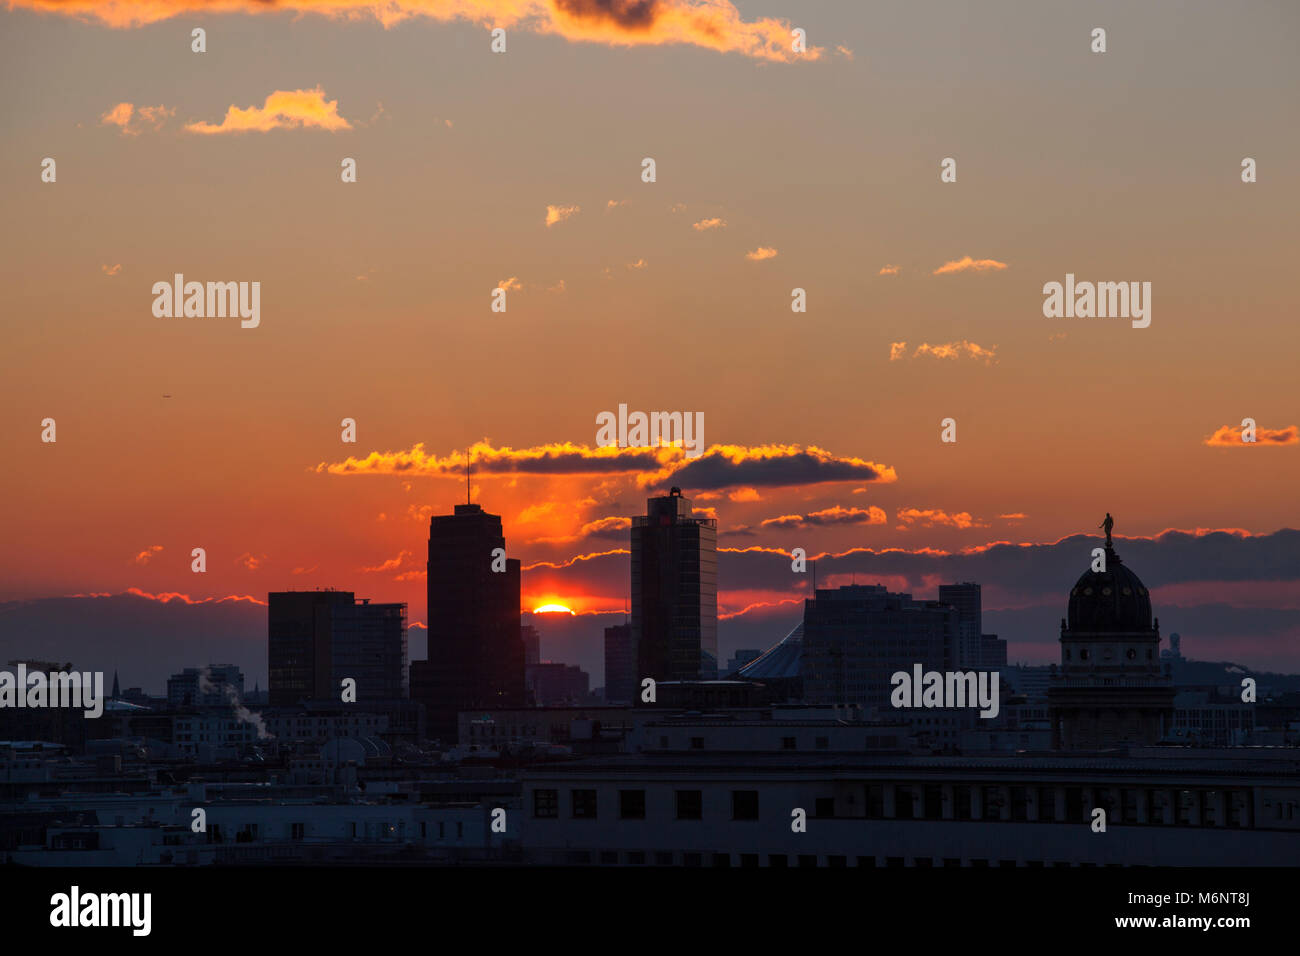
[878,264,900,276]
[896,508,988,530]
[999,512,1027,520]
[235,551,266,571]
[133,545,163,565]
[692,217,726,231]
[22,1,822,62]
[626,258,647,270]
[123,587,266,606]
[745,246,778,261]
[761,505,887,529]
[100,102,174,135]
[545,203,580,227]
[496,276,522,292]
[606,199,628,210]
[360,550,411,573]
[316,439,897,493]
[933,256,1008,275]
[893,341,998,365]
[102,263,122,276]
[185,86,351,134]
[1204,424,1299,447]
[728,487,761,502]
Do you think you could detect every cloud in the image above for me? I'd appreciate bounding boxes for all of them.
[123,587,266,606]
[1204,424,1299,447]
[496,276,522,292]
[745,246,778,261]
[101,263,122,276]
[891,341,998,365]
[606,199,628,210]
[100,102,174,135]
[546,278,567,293]
[360,550,411,573]
[692,217,726,231]
[626,258,647,270]
[999,513,1027,520]
[666,444,897,492]
[728,487,761,502]
[761,505,888,529]
[185,86,352,134]
[291,565,318,575]
[235,552,266,571]
[878,264,900,276]
[133,545,163,566]
[545,203,580,227]
[24,1,824,62]
[897,508,988,530]
[316,439,897,492]
[932,256,1008,275]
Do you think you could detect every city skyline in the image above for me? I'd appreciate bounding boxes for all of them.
[2,4,1297,659]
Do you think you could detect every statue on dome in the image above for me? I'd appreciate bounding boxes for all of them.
[1099,512,1114,548]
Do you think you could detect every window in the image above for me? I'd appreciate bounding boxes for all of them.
[600,851,618,865]
[815,736,829,750]
[690,737,704,750]
[291,822,305,840]
[533,789,558,818]
[732,790,759,821]
[571,789,598,819]
[676,790,703,820]
[683,853,702,867]
[619,789,646,820]
[782,736,796,750]
[655,852,674,866]
[815,797,835,818]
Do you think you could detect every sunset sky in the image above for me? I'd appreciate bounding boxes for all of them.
[2,1,1297,686]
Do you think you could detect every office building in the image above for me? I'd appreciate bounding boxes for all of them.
[630,487,717,685]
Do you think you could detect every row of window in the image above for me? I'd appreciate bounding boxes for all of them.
[560,851,1143,867]
[531,785,1256,827]
[534,788,762,821]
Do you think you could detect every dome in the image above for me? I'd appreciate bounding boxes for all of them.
[1066,546,1153,632]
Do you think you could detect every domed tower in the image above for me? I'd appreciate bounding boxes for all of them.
[1048,532,1175,750]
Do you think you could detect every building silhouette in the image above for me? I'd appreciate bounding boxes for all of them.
[411,503,524,741]
[802,585,958,709]
[1048,542,1175,749]
[603,623,635,703]
[630,487,718,685]
[268,591,407,706]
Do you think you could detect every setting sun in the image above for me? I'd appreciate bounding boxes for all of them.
[533,603,575,615]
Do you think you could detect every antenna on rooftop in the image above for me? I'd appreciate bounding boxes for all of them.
[466,447,471,505]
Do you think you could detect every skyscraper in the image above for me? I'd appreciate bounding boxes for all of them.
[268,591,406,706]
[412,503,524,741]
[630,487,718,684]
